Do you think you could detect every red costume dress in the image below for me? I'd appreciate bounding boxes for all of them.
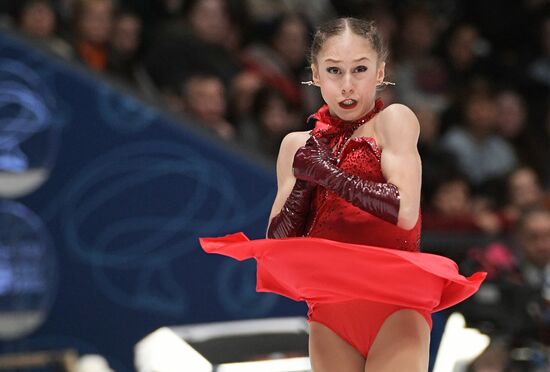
[199,99,486,357]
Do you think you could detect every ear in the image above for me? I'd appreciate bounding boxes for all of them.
[311,63,320,86]
[377,61,386,84]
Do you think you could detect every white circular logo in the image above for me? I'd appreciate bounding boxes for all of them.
[0,201,57,340]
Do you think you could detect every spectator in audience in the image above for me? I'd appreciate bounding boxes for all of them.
[495,89,527,142]
[509,207,550,348]
[245,0,332,27]
[368,4,398,50]
[241,13,315,114]
[503,166,550,226]
[518,207,550,264]
[240,86,302,159]
[423,173,503,234]
[180,72,235,140]
[463,207,550,338]
[438,24,492,134]
[183,0,243,52]
[393,5,448,113]
[413,104,459,204]
[72,0,114,71]
[228,71,264,129]
[106,8,157,99]
[144,0,244,91]
[442,23,491,101]
[441,90,518,190]
[14,0,73,59]
[495,89,542,171]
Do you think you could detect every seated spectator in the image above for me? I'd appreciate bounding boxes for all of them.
[495,89,542,171]
[502,166,550,227]
[441,91,518,190]
[246,0,332,26]
[72,0,114,71]
[240,86,301,159]
[241,13,316,115]
[393,5,448,113]
[14,0,73,59]
[508,207,550,345]
[228,71,264,128]
[368,4,398,49]
[422,173,503,234]
[438,24,492,134]
[442,23,491,100]
[517,207,550,272]
[145,0,244,91]
[460,207,550,361]
[180,73,235,141]
[106,8,157,99]
[495,89,528,142]
[413,105,460,204]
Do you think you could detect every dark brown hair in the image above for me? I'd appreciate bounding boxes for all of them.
[309,17,388,65]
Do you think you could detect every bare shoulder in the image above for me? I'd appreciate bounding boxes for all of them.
[275,130,311,186]
[279,130,311,155]
[376,103,420,148]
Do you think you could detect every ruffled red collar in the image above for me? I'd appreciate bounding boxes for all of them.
[311,98,384,138]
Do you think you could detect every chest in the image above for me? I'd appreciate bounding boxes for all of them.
[336,136,385,182]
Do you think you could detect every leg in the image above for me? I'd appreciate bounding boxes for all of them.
[309,321,365,372]
[364,310,431,372]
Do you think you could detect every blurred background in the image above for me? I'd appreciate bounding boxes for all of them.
[1,0,550,371]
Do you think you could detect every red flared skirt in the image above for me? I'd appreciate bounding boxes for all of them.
[199,232,486,312]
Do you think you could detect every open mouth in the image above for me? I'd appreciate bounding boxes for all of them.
[339,99,358,109]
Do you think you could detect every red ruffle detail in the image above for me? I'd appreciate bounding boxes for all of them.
[311,98,384,138]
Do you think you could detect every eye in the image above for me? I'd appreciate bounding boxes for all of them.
[354,65,368,73]
[326,67,340,74]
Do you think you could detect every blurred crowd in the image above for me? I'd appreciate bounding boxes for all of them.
[3,0,550,370]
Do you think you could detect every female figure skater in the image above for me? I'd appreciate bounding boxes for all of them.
[200,17,486,372]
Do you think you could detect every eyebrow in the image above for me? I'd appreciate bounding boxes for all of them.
[323,57,370,63]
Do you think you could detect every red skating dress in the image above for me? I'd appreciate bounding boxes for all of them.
[199,99,486,357]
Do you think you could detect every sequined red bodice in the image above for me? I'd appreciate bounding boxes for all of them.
[304,101,421,252]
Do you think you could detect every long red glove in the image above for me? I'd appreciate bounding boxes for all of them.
[267,176,315,239]
[292,136,400,225]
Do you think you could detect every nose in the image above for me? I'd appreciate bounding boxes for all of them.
[341,72,354,96]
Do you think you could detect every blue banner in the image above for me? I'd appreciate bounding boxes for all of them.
[0,31,307,371]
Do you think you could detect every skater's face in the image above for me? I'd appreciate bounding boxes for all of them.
[311,30,385,122]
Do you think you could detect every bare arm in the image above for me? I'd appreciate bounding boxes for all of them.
[266,131,311,237]
[377,104,422,230]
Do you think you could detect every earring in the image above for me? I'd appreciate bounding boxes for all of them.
[376,81,396,88]
[301,81,319,87]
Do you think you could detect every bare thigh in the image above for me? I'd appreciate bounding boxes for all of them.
[309,321,365,372]
[364,310,431,372]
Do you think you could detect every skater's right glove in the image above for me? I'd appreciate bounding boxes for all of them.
[267,178,315,239]
[267,138,318,239]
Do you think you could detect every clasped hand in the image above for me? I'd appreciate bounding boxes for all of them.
[292,135,337,185]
